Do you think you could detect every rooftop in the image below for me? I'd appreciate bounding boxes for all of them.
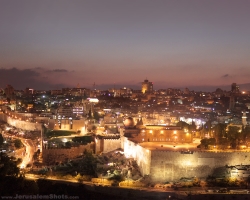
[139,142,199,151]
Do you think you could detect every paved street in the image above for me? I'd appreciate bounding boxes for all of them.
[2,132,36,168]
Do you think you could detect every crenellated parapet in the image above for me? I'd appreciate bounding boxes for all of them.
[42,142,94,165]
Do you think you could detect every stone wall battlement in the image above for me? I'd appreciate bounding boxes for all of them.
[42,143,93,165]
[0,113,42,131]
[150,150,250,181]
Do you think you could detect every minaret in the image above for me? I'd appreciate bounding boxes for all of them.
[40,123,45,163]
[114,82,116,97]
[91,82,96,97]
[242,111,247,127]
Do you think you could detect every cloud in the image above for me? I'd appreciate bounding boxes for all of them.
[1,67,248,92]
[0,68,70,90]
[51,69,68,73]
[46,69,68,73]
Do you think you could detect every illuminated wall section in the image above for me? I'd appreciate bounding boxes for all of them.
[123,137,151,176]
[0,113,42,131]
[133,127,192,143]
[150,151,250,181]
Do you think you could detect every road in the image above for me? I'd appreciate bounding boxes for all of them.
[24,174,202,199]
[20,138,36,168]
[2,132,36,168]
[25,173,77,182]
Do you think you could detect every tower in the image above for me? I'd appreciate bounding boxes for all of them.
[90,82,97,97]
[242,111,247,127]
[4,84,14,99]
[40,123,45,162]
[231,83,240,94]
[141,79,153,94]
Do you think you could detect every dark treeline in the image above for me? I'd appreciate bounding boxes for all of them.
[0,152,126,199]
[0,177,126,200]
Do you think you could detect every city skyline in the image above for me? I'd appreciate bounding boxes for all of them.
[1,0,250,91]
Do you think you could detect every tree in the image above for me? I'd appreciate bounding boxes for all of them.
[227,126,241,149]
[75,173,84,183]
[0,134,4,146]
[108,174,123,182]
[219,137,230,149]
[176,121,189,129]
[65,141,71,148]
[80,150,97,176]
[242,126,250,144]
[188,121,196,132]
[245,176,250,189]
[0,153,20,177]
[93,111,100,121]
[16,158,22,165]
[200,138,216,149]
[87,109,93,119]
[213,123,227,142]
[206,175,216,187]
[14,139,22,149]
[203,121,212,136]
[91,125,97,134]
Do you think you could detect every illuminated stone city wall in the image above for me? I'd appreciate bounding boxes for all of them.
[103,139,121,153]
[49,118,86,132]
[0,113,42,131]
[72,119,86,131]
[123,137,151,176]
[95,138,121,154]
[42,143,94,165]
[150,150,250,182]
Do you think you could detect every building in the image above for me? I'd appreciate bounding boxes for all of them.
[25,87,34,95]
[141,79,153,94]
[57,105,73,118]
[231,83,240,94]
[124,125,192,144]
[62,87,90,97]
[4,85,15,99]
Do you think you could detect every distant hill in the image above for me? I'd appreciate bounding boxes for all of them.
[239,83,250,91]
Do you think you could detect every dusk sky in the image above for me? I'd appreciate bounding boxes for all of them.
[1,0,250,91]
